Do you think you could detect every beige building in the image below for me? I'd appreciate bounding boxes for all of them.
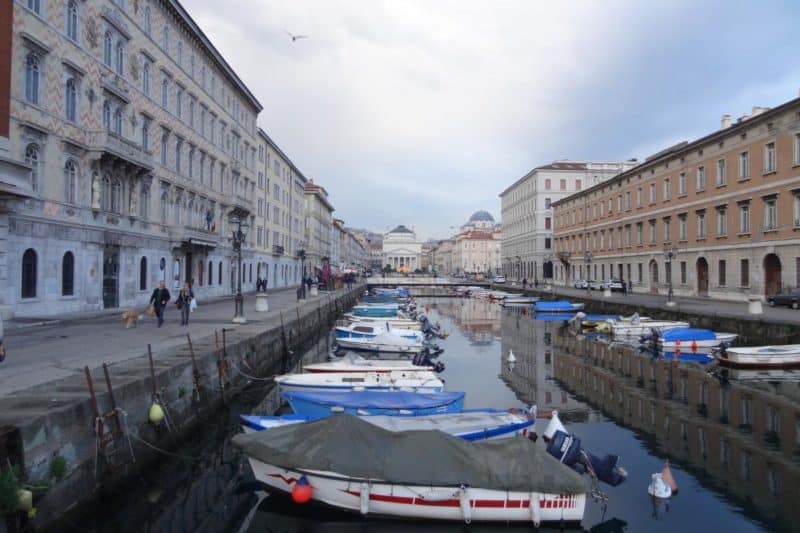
[381,225,422,272]
[304,180,333,275]
[5,0,263,315]
[553,99,800,300]
[451,229,501,275]
[432,238,454,275]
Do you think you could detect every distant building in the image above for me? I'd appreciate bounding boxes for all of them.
[499,160,636,282]
[304,180,334,275]
[452,229,502,275]
[432,238,454,275]
[381,225,422,272]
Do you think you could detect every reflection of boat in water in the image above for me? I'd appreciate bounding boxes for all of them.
[712,366,800,383]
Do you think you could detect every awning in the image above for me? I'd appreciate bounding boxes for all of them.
[187,237,218,248]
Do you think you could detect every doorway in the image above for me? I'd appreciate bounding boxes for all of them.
[763,253,782,296]
[102,245,119,309]
[697,257,709,296]
[649,259,659,293]
[185,252,193,286]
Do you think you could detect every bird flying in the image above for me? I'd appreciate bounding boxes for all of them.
[284,29,309,42]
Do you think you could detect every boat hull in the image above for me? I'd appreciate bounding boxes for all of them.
[248,459,586,524]
[336,337,425,354]
[275,371,444,394]
[612,322,689,337]
[303,360,432,373]
[716,345,800,367]
[283,391,465,416]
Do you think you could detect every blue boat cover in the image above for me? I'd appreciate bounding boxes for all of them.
[582,314,622,322]
[535,301,576,311]
[661,328,716,341]
[282,390,464,409]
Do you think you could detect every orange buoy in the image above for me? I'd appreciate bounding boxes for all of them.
[661,460,678,494]
[291,476,313,503]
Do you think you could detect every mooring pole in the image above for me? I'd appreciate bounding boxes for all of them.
[147,344,157,399]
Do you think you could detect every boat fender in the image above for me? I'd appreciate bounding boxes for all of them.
[359,482,370,515]
[530,492,541,527]
[459,486,471,524]
[291,476,313,504]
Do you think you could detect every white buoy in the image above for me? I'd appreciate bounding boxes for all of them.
[507,349,516,363]
[648,473,672,499]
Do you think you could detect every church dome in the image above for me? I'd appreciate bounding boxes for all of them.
[388,225,414,234]
[468,210,495,224]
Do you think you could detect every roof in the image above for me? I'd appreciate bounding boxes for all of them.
[468,210,495,223]
[258,128,308,184]
[551,95,800,209]
[304,181,334,211]
[388,225,414,234]
[457,230,497,240]
[499,161,588,197]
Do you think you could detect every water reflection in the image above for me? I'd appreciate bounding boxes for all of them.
[428,298,501,346]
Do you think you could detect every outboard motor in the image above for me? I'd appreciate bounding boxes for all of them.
[639,327,659,345]
[412,350,445,372]
[584,453,627,487]
[546,430,582,467]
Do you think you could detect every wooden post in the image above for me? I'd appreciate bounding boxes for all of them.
[186,333,202,394]
[102,363,122,435]
[147,344,157,399]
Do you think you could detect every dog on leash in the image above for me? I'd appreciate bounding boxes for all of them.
[121,309,143,329]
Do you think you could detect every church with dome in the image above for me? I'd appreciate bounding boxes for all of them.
[381,225,423,272]
[447,211,502,275]
[461,210,499,231]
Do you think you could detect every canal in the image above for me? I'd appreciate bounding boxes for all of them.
[53,296,799,532]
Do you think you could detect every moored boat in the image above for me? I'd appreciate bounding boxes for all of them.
[303,355,438,374]
[335,323,423,341]
[534,301,584,312]
[610,319,689,337]
[502,295,539,305]
[335,331,429,354]
[352,305,402,318]
[274,370,444,394]
[233,415,587,525]
[282,390,465,416]
[644,327,737,351]
[715,344,800,368]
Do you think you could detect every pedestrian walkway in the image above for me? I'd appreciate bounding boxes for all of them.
[0,287,352,397]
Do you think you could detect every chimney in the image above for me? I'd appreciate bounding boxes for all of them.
[720,114,731,129]
[751,106,764,117]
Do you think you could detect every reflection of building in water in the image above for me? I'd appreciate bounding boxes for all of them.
[499,310,590,420]
[553,333,800,531]
[433,298,501,346]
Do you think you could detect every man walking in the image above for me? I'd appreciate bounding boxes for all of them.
[149,280,171,327]
[621,278,627,296]
[175,282,193,326]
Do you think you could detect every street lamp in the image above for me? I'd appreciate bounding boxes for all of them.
[230,215,249,323]
[297,247,306,299]
[664,246,677,307]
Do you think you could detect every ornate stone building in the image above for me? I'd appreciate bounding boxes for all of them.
[381,225,421,272]
[4,0,265,316]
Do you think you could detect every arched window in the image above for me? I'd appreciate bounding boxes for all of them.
[141,119,149,149]
[24,144,40,191]
[142,61,150,95]
[101,174,111,210]
[103,31,113,66]
[64,159,77,203]
[175,139,182,172]
[113,107,123,136]
[111,179,121,213]
[102,101,111,129]
[62,251,74,296]
[115,40,124,75]
[65,1,78,41]
[218,261,222,285]
[25,53,40,104]
[208,260,213,285]
[249,263,253,282]
[197,259,203,286]
[143,5,151,35]
[65,78,77,122]
[27,0,41,15]
[187,201,194,226]
[174,198,181,225]
[139,184,150,219]
[160,191,168,223]
[21,248,37,298]
[160,131,168,165]
[139,256,147,291]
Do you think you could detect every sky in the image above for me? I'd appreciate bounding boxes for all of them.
[191,0,800,241]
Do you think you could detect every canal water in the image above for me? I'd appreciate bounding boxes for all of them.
[55,296,799,532]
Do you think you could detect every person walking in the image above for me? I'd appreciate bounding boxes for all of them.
[627,279,633,294]
[175,282,193,326]
[522,278,527,289]
[149,280,171,327]
[621,278,627,297]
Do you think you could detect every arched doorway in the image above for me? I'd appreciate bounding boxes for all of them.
[542,260,553,279]
[763,254,782,296]
[648,259,659,293]
[696,257,709,296]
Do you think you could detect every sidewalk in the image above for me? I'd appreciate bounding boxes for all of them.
[0,286,345,397]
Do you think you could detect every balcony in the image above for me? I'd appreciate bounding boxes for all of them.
[272,244,285,256]
[557,251,571,264]
[170,225,220,249]
[87,130,153,171]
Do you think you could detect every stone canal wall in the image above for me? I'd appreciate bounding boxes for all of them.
[0,286,362,531]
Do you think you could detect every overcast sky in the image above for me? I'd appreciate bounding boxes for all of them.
[191,0,800,240]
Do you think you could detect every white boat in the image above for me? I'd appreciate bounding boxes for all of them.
[303,355,433,373]
[274,370,444,393]
[342,314,421,329]
[654,328,737,351]
[611,319,689,337]
[336,331,426,354]
[335,322,424,342]
[715,345,800,368]
[502,295,539,305]
[234,416,587,525]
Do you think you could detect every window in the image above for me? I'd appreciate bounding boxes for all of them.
[65,1,78,41]
[739,203,750,233]
[142,60,150,96]
[794,193,800,227]
[575,179,582,191]
[188,98,195,127]
[103,32,113,66]
[176,87,183,118]
[795,133,800,165]
[110,178,121,213]
[218,261,222,285]
[663,217,671,242]
[62,251,74,296]
[64,159,77,203]
[545,178,551,190]
[27,0,41,15]
[560,179,566,191]
[190,53,195,78]
[139,256,147,291]
[141,118,150,150]
[161,74,169,108]
[139,184,150,219]
[625,191,631,210]
[160,131,168,165]
[649,220,656,243]
[544,217,551,230]
[678,214,687,240]
[188,146,194,178]
[102,101,111,129]
[200,107,206,136]
[24,143,40,191]
[162,25,169,52]
[617,194,622,211]
[738,151,749,180]
[208,260,213,285]
[716,158,726,186]
[113,107,122,135]
[719,259,726,286]
[143,5,151,34]
[545,237,551,249]
[740,259,749,287]
[160,191,168,223]
[696,166,706,191]
[175,139,182,172]
[678,172,686,195]
[680,261,687,284]
[716,207,727,236]
[697,211,706,239]
[63,77,78,122]
[177,40,182,65]
[115,40,124,75]
[636,222,643,245]
[649,182,656,204]
[764,197,777,230]
[636,187,642,207]
[764,142,776,173]
[199,153,206,184]
[21,248,37,298]
[24,52,41,104]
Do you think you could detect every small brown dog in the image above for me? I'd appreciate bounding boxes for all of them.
[121,309,142,328]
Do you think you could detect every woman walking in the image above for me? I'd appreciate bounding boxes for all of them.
[176,282,194,326]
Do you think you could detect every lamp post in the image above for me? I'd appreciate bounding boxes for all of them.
[297,247,306,300]
[664,246,677,307]
[515,255,521,284]
[230,215,249,323]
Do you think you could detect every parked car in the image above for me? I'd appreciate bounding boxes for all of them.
[574,279,590,289]
[601,279,625,291]
[589,280,604,290]
[767,288,800,309]
[493,275,507,284]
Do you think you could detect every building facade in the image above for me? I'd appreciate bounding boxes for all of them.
[431,238,453,275]
[6,0,264,316]
[500,160,635,283]
[303,180,333,275]
[552,101,800,300]
[381,225,421,272]
[449,210,501,275]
